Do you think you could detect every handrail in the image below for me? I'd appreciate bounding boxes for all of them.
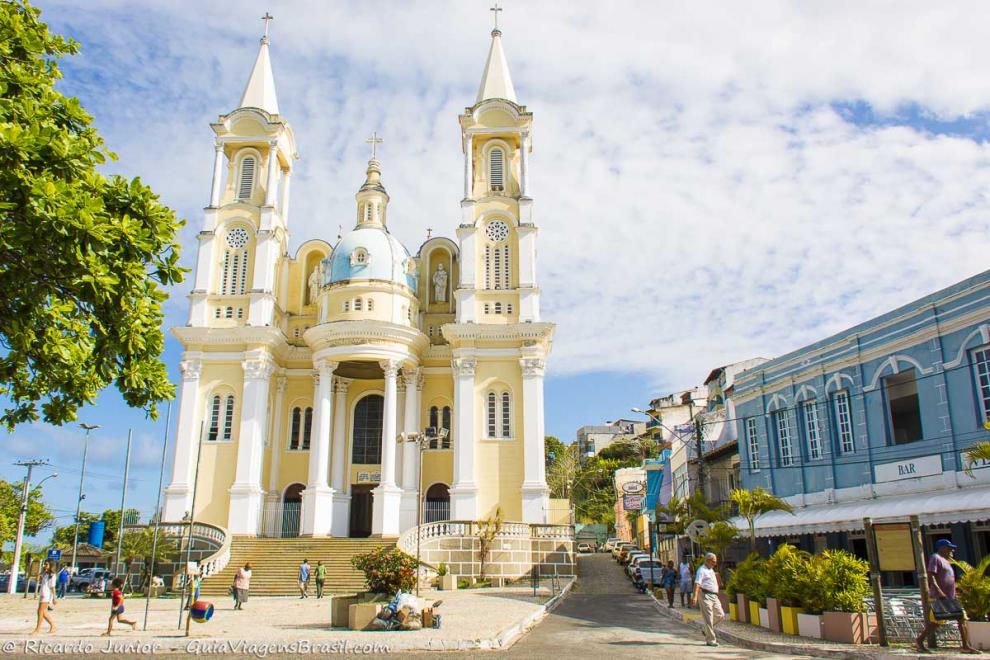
[397,520,574,553]
[158,521,231,578]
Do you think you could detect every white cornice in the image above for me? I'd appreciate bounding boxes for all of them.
[441,321,554,347]
[303,320,429,354]
[172,326,287,353]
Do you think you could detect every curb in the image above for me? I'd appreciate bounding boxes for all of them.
[488,577,577,650]
[644,590,976,660]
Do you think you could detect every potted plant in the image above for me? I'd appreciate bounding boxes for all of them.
[727,553,766,625]
[955,556,990,650]
[437,562,457,591]
[795,552,827,639]
[817,550,876,644]
[767,544,810,635]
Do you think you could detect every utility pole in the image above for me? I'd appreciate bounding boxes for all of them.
[114,429,133,578]
[7,459,50,595]
[686,397,707,503]
[72,423,100,574]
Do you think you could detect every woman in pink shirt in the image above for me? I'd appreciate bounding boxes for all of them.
[233,562,251,611]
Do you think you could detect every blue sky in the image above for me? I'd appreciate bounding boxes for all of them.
[5,1,990,541]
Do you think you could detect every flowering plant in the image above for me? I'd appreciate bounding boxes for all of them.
[351,546,418,594]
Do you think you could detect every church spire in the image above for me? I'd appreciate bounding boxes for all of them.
[238,13,280,114]
[355,132,389,228]
[475,4,517,104]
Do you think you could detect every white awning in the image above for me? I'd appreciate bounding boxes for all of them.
[731,484,990,538]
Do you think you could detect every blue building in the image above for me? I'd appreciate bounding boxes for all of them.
[733,269,990,572]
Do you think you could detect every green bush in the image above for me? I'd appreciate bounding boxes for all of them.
[811,550,870,614]
[766,544,811,606]
[727,552,769,604]
[351,546,418,594]
[954,556,990,622]
[437,562,449,577]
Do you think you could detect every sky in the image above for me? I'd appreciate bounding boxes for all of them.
[4,1,990,540]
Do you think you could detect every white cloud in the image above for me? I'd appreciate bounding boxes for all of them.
[34,0,990,393]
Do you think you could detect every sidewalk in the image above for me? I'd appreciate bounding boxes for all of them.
[0,580,573,654]
[647,592,982,660]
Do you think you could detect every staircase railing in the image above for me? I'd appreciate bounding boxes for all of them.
[158,521,232,578]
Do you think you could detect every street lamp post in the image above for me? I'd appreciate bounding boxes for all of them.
[71,423,100,574]
[401,426,448,597]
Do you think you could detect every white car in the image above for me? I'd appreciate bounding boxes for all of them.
[602,538,621,552]
[625,554,651,578]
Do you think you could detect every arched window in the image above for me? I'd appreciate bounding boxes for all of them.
[343,301,350,312]
[354,298,363,311]
[302,407,313,450]
[487,392,497,438]
[207,393,235,441]
[500,392,511,438]
[289,407,301,450]
[489,148,504,191]
[223,396,235,440]
[507,303,513,314]
[225,306,233,318]
[429,406,439,430]
[367,298,374,311]
[442,406,451,436]
[207,395,222,441]
[494,302,502,314]
[483,246,510,290]
[220,227,250,296]
[483,304,490,314]
[238,156,256,200]
[352,394,384,464]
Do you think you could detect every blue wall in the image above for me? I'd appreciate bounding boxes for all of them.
[734,270,990,498]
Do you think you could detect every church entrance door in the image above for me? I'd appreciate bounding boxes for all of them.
[349,485,373,538]
[281,483,303,538]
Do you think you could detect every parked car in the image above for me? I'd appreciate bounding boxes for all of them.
[625,553,650,575]
[612,542,635,560]
[618,546,641,564]
[576,542,593,553]
[602,538,621,552]
[633,561,664,592]
[70,568,110,593]
[0,572,34,593]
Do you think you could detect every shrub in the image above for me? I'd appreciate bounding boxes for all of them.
[727,552,769,604]
[812,550,870,613]
[954,556,990,622]
[766,544,811,606]
[351,546,418,594]
[437,562,449,577]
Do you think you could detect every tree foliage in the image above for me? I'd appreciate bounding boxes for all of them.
[118,526,178,589]
[546,439,578,499]
[698,520,739,578]
[964,425,990,476]
[477,506,504,578]
[0,0,185,429]
[730,487,793,551]
[0,478,54,546]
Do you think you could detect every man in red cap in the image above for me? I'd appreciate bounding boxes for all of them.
[915,538,981,654]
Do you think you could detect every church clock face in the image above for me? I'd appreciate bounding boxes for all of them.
[485,220,509,243]
[226,227,249,248]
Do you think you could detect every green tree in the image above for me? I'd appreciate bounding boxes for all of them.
[599,437,660,463]
[730,487,793,551]
[117,526,178,590]
[0,479,54,546]
[0,0,185,429]
[51,511,99,548]
[546,441,578,499]
[544,436,567,471]
[99,508,140,550]
[477,506,504,579]
[697,521,739,579]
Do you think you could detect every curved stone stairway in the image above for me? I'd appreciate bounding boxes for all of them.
[200,537,394,597]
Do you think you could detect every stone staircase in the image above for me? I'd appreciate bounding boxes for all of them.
[200,537,394,597]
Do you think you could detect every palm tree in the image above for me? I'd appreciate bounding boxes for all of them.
[730,487,794,551]
[963,421,990,476]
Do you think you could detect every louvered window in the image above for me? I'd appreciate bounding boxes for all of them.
[489,148,504,191]
[354,298,363,311]
[501,246,510,289]
[500,392,511,438]
[238,157,256,200]
[220,252,230,293]
[494,302,502,314]
[484,246,492,289]
[207,395,221,441]
[487,392,497,437]
[493,247,502,289]
[429,406,439,429]
[302,407,313,450]
[222,396,235,440]
[289,407,301,449]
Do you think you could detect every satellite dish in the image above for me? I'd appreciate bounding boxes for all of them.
[686,519,710,543]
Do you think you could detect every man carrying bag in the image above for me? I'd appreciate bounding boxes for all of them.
[915,539,981,654]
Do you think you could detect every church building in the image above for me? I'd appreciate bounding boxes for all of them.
[162,19,554,540]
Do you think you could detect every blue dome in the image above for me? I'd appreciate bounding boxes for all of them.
[323,226,417,290]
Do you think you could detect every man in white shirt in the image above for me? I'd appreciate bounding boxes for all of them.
[691,552,724,647]
[677,556,693,607]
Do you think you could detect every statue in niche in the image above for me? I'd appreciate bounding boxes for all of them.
[308,264,321,305]
[432,263,448,303]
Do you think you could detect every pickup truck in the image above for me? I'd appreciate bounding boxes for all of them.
[70,568,111,593]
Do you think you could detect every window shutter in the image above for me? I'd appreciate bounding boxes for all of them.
[238,157,256,200]
[487,392,497,437]
[302,407,313,450]
[290,407,301,450]
[223,395,235,440]
[208,395,221,441]
[489,149,504,191]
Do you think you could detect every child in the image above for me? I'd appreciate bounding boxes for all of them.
[102,578,137,636]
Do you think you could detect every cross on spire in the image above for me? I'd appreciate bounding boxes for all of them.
[490,2,503,33]
[366,131,384,160]
[261,12,274,43]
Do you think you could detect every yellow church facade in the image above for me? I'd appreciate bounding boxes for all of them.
[162,24,553,539]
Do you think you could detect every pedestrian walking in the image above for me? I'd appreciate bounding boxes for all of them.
[56,565,69,599]
[661,560,677,608]
[298,559,310,598]
[315,560,326,599]
[102,577,137,636]
[691,552,724,648]
[30,560,57,636]
[233,562,251,610]
[914,539,981,654]
[678,555,693,607]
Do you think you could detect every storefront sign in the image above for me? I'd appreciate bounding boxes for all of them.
[874,454,942,483]
[961,452,990,472]
[873,522,915,572]
[623,494,643,510]
[622,481,645,494]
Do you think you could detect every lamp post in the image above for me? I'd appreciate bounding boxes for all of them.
[401,426,448,597]
[7,468,56,596]
[72,423,100,574]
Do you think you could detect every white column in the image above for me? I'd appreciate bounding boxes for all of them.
[266,376,288,496]
[301,360,336,536]
[331,377,352,537]
[187,231,215,326]
[279,169,291,222]
[248,230,278,326]
[400,368,422,532]
[264,141,279,207]
[209,142,225,208]
[463,133,474,200]
[520,357,549,523]
[162,359,202,521]
[372,360,402,536]
[228,356,275,535]
[519,131,530,198]
[450,358,478,520]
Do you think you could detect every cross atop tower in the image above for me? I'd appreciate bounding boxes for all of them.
[366,131,384,160]
[261,12,274,43]
[490,2,503,33]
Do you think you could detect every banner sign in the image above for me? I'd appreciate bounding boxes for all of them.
[623,494,644,510]
[873,522,915,572]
